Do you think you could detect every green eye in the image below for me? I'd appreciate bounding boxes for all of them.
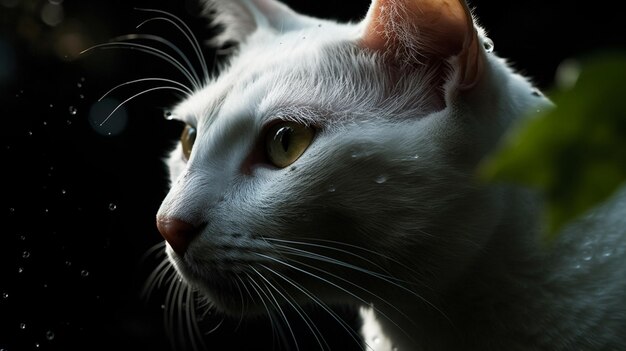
[266,121,314,168]
[181,124,196,160]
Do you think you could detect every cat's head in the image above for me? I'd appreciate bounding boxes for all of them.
[156,0,546,315]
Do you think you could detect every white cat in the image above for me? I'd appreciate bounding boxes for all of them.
[155,0,626,350]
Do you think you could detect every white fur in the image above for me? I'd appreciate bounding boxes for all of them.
[157,1,626,350]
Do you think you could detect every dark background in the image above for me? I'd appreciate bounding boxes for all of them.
[0,1,623,350]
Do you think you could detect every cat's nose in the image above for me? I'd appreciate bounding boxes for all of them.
[156,217,201,255]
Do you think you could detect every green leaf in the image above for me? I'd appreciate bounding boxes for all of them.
[480,52,626,239]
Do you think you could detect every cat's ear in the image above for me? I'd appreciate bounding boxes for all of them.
[360,0,484,90]
[203,0,309,47]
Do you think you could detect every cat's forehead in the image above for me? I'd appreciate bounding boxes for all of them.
[172,21,360,126]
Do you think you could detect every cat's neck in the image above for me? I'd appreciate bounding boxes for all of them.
[368,185,543,351]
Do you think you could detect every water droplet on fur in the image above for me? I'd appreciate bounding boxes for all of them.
[531,88,542,97]
[374,175,388,184]
[328,185,336,193]
[80,270,89,277]
[373,336,380,344]
[108,203,117,211]
[68,106,77,115]
[483,38,494,53]
[22,251,30,259]
[19,322,26,330]
[392,347,399,351]
[163,111,174,120]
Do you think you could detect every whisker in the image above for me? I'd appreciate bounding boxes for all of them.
[99,77,193,102]
[304,237,430,284]
[164,274,180,351]
[271,241,413,286]
[98,86,190,127]
[278,245,450,323]
[141,257,171,302]
[139,241,166,264]
[134,8,210,82]
[259,264,372,351]
[232,276,247,331]
[245,272,285,350]
[255,253,418,346]
[251,267,328,351]
[255,276,300,351]
[111,34,202,86]
[174,279,187,351]
[185,286,206,351]
[81,42,200,89]
[264,237,397,277]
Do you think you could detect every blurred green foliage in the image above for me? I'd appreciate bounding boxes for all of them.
[480,53,626,239]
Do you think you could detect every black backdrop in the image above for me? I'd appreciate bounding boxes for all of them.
[0,1,623,351]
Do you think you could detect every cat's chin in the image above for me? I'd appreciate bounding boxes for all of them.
[167,251,266,316]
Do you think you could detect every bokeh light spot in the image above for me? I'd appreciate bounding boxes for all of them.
[88,98,128,137]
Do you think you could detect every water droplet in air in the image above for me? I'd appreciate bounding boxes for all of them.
[22,251,30,259]
[19,235,26,241]
[65,260,72,267]
[17,267,24,273]
[49,104,54,108]
[69,106,77,115]
[2,292,8,299]
[108,203,117,211]
[35,343,40,348]
[66,120,72,125]
[27,130,33,136]
[160,304,165,309]
[9,208,15,214]
[79,94,85,99]
[42,121,47,126]
[374,175,388,184]
[328,185,336,193]
[77,82,82,88]
[80,270,89,277]
[20,322,26,330]
[483,38,494,53]
[61,189,67,195]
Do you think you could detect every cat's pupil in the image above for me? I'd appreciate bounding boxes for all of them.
[277,126,293,152]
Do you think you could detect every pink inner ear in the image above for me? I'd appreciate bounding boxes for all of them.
[360,0,483,89]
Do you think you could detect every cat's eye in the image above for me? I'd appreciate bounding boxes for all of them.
[181,124,196,160]
[265,121,314,168]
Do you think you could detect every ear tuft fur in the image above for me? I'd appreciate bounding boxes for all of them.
[201,0,258,47]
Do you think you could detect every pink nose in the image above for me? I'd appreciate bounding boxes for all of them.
[156,217,201,255]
